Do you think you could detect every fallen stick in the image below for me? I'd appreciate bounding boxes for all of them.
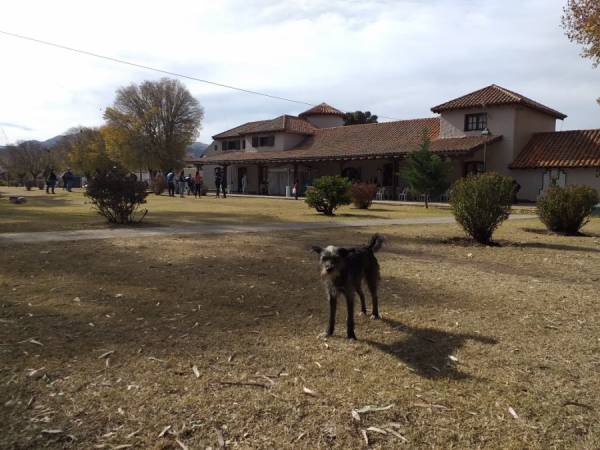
[215,381,269,389]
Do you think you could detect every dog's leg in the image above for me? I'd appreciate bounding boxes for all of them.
[355,282,367,315]
[327,292,337,336]
[366,271,380,320]
[345,290,357,340]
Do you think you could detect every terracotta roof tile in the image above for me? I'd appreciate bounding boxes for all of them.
[431,84,567,120]
[192,118,501,164]
[213,115,315,139]
[299,102,345,118]
[511,129,600,169]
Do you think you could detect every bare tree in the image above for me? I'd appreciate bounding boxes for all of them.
[0,141,50,184]
[103,78,204,173]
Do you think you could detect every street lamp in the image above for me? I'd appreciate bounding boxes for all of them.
[481,127,491,172]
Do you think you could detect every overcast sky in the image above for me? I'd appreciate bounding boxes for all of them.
[0,0,598,145]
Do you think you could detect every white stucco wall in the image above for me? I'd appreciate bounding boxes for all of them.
[513,167,600,201]
[439,106,517,176]
[513,108,557,160]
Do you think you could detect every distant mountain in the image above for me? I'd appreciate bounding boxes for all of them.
[186,142,209,159]
[42,135,66,148]
[0,134,66,150]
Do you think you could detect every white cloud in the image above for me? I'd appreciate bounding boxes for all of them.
[0,0,597,144]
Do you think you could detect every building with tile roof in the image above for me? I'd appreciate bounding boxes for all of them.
[188,85,599,201]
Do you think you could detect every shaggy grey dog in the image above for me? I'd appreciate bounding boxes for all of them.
[311,234,384,340]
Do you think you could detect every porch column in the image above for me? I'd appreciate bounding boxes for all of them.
[391,158,399,200]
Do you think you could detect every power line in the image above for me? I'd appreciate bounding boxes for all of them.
[0,29,399,120]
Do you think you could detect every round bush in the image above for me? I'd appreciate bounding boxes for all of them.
[24,179,35,191]
[351,182,378,209]
[85,168,149,224]
[537,185,599,235]
[305,176,352,215]
[450,173,515,244]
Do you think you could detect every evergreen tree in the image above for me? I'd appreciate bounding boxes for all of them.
[402,133,451,208]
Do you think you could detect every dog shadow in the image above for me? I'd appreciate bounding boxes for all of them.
[364,317,498,380]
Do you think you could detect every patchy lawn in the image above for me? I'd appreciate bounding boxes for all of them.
[1,218,599,449]
[0,188,450,233]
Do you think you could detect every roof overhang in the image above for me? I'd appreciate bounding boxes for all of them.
[186,135,502,166]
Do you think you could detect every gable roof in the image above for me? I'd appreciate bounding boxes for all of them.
[193,118,502,164]
[511,129,600,169]
[213,115,315,139]
[299,102,345,118]
[431,84,567,120]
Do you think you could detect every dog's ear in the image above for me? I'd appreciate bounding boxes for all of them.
[311,245,323,254]
[338,248,349,258]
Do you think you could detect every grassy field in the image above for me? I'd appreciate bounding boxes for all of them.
[1,216,600,449]
[0,187,450,233]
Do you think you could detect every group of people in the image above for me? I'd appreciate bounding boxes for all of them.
[45,169,74,194]
[164,170,204,198]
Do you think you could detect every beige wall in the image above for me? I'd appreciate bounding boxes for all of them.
[439,105,558,178]
[513,107,557,160]
[514,167,600,201]
[304,115,344,128]
[440,106,517,176]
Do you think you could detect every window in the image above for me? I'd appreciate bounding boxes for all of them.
[464,113,487,131]
[251,135,275,147]
[223,140,241,150]
[464,161,484,175]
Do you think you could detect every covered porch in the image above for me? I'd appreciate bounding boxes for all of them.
[192,149,488,201]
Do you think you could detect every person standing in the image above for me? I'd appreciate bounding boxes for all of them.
[46,170,57,194]
[194,170,203,198]
[178,170,186,198]
[166,170,175,197]
[63,168,74,192]
[215,169,222,198]
[241,173,247,194]
[221,168,227,199]
[293,179,300,200]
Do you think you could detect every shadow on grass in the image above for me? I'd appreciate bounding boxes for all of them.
[365,317,497,380]
[522,227,600,239]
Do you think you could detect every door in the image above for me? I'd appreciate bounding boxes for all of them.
[237,167,247,193]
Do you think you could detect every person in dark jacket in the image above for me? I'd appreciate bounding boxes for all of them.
[63,169,74,192]
[220,168,227,199]
[46,170,57,194]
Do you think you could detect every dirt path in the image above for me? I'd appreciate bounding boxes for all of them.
[0,215,536,244]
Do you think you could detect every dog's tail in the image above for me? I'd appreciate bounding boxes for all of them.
[368,234,384,252]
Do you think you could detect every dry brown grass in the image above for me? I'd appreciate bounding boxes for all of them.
[1,218,600,449]
[0,187,449,233]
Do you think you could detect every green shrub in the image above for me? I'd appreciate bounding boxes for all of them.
[24,179,35,191]
[305,176,352,215]
[85,168,149,224]
[537,185,599,235]
[351,182,378,209]
[402,133,452,208]
[450,172,515,244]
